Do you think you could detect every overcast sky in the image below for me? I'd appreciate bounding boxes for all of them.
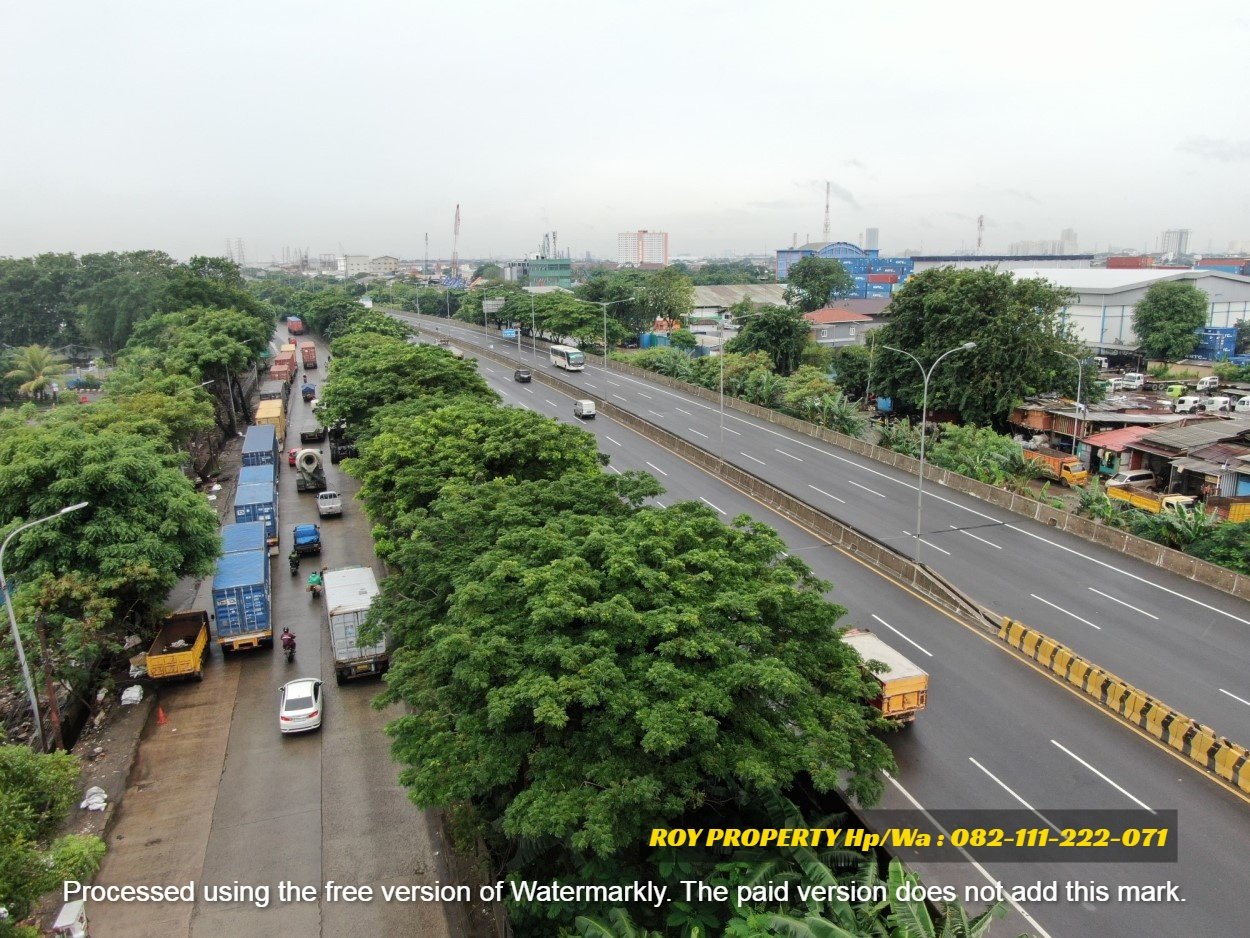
[3,1,1249,264]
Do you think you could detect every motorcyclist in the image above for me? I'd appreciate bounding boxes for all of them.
[281,627,296,652]
[288,550,299,573]
[307,569,323,594]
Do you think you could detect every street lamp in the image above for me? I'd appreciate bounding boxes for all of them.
[564,296,637,365]
[1059,352,1085,459]
[883,342,976,564]
[1,501,89,751]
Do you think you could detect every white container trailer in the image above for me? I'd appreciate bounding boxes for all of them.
[323,566,388,684]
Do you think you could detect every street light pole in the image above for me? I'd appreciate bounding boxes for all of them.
[1,501,89,751]
[883,342,976,564]
[530,293,537,360]
[1060,352,1085,459]
[563,296,636,366]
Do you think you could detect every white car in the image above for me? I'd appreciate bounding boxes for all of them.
[317,490,343,517]
[279,679,323,734]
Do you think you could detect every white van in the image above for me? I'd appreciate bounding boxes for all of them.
[1121,373,1146,390]
[1174,396,1202,414]
[1196,376,1219,392]
[1235,395,1250,414]
[1109,469,1156,488]
[1092,356,1109,371]
[573,399,596,419]
[1203,396,1231,413]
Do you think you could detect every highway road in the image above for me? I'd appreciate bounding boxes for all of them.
[399,312,1250,742]
[395,313,1250,938]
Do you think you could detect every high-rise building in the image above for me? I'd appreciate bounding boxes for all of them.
[618,230,669,267]
[1060,228,1079,254]
[863,228,879,251]
[1161,228,1191,257]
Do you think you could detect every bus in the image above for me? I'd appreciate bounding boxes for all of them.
[550,345,585,371]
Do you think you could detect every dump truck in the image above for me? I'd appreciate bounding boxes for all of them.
[300,341,318,369]
[146,611,211,681]
[324,566,388,684]
[294,448,326,492]
[1022,446,1088,487]
[1107,484,1195,514]
[842,628,929,723]
[255,398,287,443]
[299,425,327,444]
[211,549,272,652]
[287,316,305,335]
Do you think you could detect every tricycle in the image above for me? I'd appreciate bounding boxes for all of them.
[301,383,316,402]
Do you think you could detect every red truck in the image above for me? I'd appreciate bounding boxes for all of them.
[287,316,305,335]
[300,341,317,370]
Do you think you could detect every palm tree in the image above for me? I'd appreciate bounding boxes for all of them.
[4,344,67,400]
[822,390,869,439]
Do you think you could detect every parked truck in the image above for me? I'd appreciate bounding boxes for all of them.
[255,398,287,443]
[241,424,279,468]
[221,520,268,556]
[299,424,327,444]
[1021,446,1088,486]
[293,523,322,555]
[328,421,358,464]
[842,628,929,724]
[146,611,211,681]
[234,482,278,540]
[323,566,388,684]
[287,316,305,335]
[211,549,272,652]
[295,448,327,492]
[238,464,276,489]
[300,341,318,370]
[1107,483,1195,514]
[259,379,287,402]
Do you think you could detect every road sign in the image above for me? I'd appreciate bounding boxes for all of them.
[483,298,505,314]
[502,329,517,338]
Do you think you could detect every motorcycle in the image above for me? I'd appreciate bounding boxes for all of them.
[282,636,296,663]
[308,580,322,599]
[289,553,300,576]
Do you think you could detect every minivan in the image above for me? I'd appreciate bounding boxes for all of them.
[573,399,596,419]
[1236,395,1250,414]
[1196,376,1219,392]
[1108,469,1156,488]
[1121,373,1145,390]
[1174,396,1202,414]
[1203,396,1231,413]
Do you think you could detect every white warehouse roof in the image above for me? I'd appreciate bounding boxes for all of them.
[1010,268,1250,294]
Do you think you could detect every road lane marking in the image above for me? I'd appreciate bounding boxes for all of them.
[612,394,629,402]
[1088,588,1158,620]
[1219,688,1250,707]
[606,380,620,387]
[1050,740,1154,814]
[950,525,1002,549]
[584,382,598,388]
[604,435,622,446]
[483,366,495,373]
[647,409,664,418]
[884,774,1055,938]
[688,427,709,438]
[740,452,766,466]
[1030,593,1101,630]
[655,500,666,508]
[522,386,534,393]
[968,757,1061,833]
[545,400,558,407]
[870,614,932,657]
[723,426,741,435]
[808,484,846,504]
[637,392,653,399]
[700,497,726,515]
[847,480,886,498]
[606,464,621,475]
[775,448,803,461]
[902,530,951,556]
[645,461,668,477]
[675,407,693,415]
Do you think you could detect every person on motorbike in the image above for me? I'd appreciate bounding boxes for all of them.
[307,570,323,594]
[288,550,299,572]
[281,627,296,652]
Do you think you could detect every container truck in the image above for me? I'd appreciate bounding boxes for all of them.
[221,521,268,558]
[1021,446,1088,486]
[300,341,317,370]
[234,482,278,540]
[1106,483,1194,513]
[259,379,287,402]
[211,550,272,652]
[255,398,287,443]
[323,566,388,684]
[241,424,278,468]
[145,611,211,681]
[280,342,297,355]
[287,316,305,335]
[842,628,929,723]
[238,464,276,489]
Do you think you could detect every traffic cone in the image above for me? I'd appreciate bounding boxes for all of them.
[157,706,168,725]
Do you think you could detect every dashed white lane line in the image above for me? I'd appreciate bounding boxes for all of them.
[723,426,741,436]
[645,461,668,477]
[655,500,666,509]
[1218,688,1250,707]
[606,380,621,387]
[1050,740,1154,814]
[637,392,653,400]
[847,480,886,498]
[612,394,629,402]
[700,497,726,515]
[808,484,846,504]
[483,366,495,373]
[775,448,803,461]
[1088,588,1158,620]
[604,436,622,446]
[740,452,766,466]
[689,428,709,439]
[584,382,598,388]
[544,400,558,407]
[1030,593,1101,630]
[675,407,693,416]
[950,525,1002,550]
[647,409,664,418]
[522,386,534,393]
[606,464,621,475]
[902,530,951,556]
[968,757,1060,833]
[871,614,932,657]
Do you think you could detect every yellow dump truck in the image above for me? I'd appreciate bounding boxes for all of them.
[1107,483,1194,514]
[843,628,929,723]
[1022,446,1088,486]
[255,398,287,443]
[146,611,211,681]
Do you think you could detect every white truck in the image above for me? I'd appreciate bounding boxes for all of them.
[316,490,343,517]
[323,566,388,684]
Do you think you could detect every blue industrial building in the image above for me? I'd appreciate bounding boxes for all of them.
[775,241,914,298]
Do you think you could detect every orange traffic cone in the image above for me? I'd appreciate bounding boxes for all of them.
[157,706,168,725]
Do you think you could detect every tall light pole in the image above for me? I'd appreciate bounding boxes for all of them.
[530,293,538,360]
[563,296,636,365]
[883,342,976,564]
[1059,351,1085,460]
[716,309,766,458]
[1,501,89,751]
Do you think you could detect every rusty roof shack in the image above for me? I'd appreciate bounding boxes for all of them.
[1123,418,1250,497]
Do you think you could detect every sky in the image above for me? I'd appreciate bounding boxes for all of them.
[3,0,1249,264]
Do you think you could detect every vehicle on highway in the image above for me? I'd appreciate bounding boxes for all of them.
[301,383,316,402]
[293,523,321,555]
[513,368,532,382]
[550,345,585,371]
[317,491,343,517]
[573,399,596,419]
[842,628,928,723]
[324,566,388,684]
[1108,469,1156,488]
[279,678,322,733]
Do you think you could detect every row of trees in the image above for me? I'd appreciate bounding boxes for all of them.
[317,318,1008,934]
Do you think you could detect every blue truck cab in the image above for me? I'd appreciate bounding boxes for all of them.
[293,523,321,555]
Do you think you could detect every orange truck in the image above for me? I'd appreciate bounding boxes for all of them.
[300,341,317,369]
[843,628,929,723]
[287,316,305,335]
[145,611,211,681]
[1022,446,1088,486]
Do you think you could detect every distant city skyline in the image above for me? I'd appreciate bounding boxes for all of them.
[3,2,1249,264]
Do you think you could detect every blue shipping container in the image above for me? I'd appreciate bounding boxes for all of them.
[221,521,267,556]
[212,550,271,640]
[234,482,278,539]
[241,424,278,467]
[238,464,276,488]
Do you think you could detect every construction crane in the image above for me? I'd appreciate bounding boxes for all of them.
[449,205,461,279]
[822,181,831,243]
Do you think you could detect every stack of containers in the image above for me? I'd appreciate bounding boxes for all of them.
[237,426,279,543]
[221,520,268,556]
[211,549,272,652]
[238,463,277,490]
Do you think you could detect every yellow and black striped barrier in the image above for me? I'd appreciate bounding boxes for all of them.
[998,618,1250,796]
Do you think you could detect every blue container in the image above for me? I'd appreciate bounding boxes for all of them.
[221,521,267,556]
[212,550,271,640]
[876,396,894,413]
[639,332,654,349]
[238,464,276,488]
[241,424,278,467]
[233,482,278,539]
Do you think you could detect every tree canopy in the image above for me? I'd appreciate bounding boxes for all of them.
[724,301,811,376]
[1132,281,1208,360]
[783,256,854,312]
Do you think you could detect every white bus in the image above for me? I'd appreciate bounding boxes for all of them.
[550,345,586,371]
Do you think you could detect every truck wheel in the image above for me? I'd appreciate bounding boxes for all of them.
[335,671,345,686]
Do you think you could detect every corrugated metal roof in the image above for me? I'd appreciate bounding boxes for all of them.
[805,308,873,324]
[1081,425,1157,451]
[692,284,788,308]
[1012,268,1250,293]
[1139,419,1250,451]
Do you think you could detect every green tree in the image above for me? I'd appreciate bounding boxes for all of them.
[725,302,810,376]
[874,267,1080,427]
[926,424,1021,486]
[75,250,179,353]
[578,269,651,335]
[1132,281,1209,361]
[783,256,854,312]
[0,253,83,348]
[473,263,504,281]
[1187,520,1250,574]
[637,266,694,328]
[827,344,872,398]
[668,329,698,351]
[1235,319,1250,355]
[4,345,66,400]
[300,289,363,336]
